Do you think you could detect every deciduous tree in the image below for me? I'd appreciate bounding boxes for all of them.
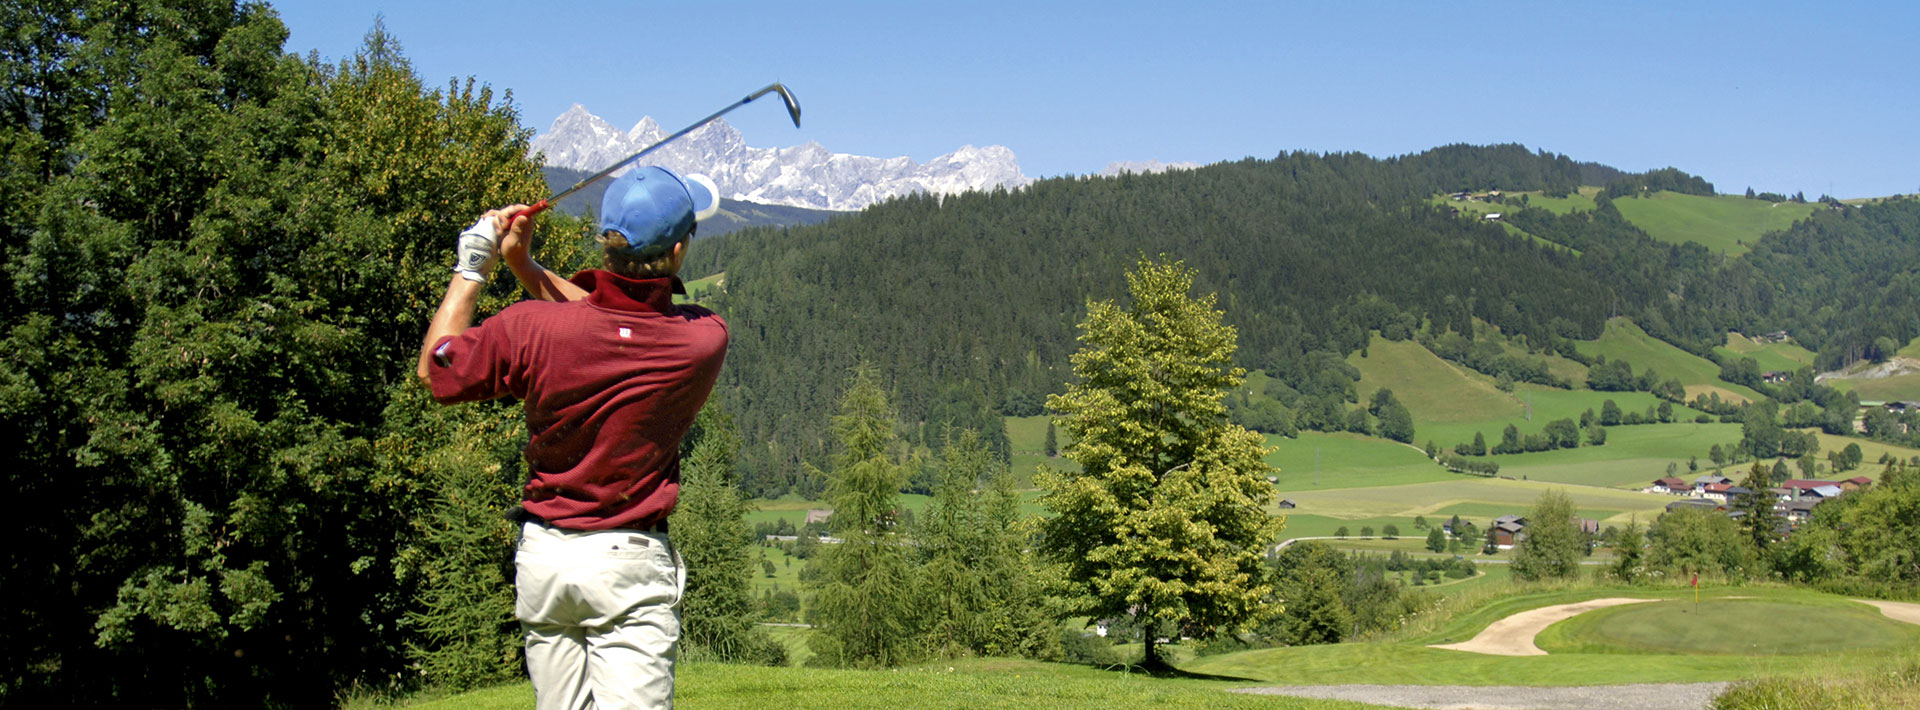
[1037,257,1282,671]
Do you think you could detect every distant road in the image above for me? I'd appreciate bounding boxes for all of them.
[1274,536,1609,564]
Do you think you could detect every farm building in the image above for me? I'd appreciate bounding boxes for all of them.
[1694,474,1733,488]
[1699,483,1753,502]
[1277,499,1297,509]
[1649,477,1693,495]
[1778,498,1823,522]
[1492,516,1526,549]
[1665,499,1724,514]
[1841,476,1873,492]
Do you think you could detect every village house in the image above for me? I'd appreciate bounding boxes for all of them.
[1693,474,1733,488]
[1761,371,1791,384]
[1779,479,1842,499]
[1778,498,1823,522]
[1648,477,1693,495]
[1840,476,1873,492]
[1492,515,1526,549]
[1666,499,1724,514]
[1699,482,1753,502]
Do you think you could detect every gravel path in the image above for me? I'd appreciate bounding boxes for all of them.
[1232,683,1731,710]
[1429,597,1656,656]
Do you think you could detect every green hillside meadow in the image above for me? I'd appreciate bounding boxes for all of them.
[1577,318,1765,403]
[1610,191,1820,256]
[1716,332,1817,373]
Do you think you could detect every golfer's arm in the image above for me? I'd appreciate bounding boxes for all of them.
[506,254,588,303]
[416,275,485,384]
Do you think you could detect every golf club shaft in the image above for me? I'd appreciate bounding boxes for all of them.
[512,83,802,223]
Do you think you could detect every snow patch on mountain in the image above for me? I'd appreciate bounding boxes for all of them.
[529,104,1031,212]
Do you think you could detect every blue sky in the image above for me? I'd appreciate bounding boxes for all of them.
[277,1,1918,198]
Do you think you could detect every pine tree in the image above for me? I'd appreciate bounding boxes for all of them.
[917,429,994,656]
[1037,257,1282,671]
[671,404,785,665]
[1733,462,1784,556]
[807,366,921,667]
[1044,421,1058,457]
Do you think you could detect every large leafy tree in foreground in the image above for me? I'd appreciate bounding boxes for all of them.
[1037,256,1282,670]
[0,4,560,705]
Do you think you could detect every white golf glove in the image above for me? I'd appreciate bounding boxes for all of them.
[453,216,500,283]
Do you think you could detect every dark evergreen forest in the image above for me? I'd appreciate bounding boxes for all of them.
[686,151,1920,497]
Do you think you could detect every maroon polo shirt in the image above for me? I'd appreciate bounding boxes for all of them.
[427,270,728,531]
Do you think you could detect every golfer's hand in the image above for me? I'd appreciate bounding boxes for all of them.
[453,212,502,283]
[493,204,534,266]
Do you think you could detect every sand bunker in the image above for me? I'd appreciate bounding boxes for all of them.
[1856,599,1920,626]
[1431,598,1656,656]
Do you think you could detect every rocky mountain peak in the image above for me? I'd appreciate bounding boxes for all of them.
[529,107,1031,211]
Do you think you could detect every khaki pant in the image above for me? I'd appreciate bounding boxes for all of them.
[516,521,685,710]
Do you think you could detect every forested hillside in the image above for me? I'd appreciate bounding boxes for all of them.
[685,149,1680,494]
[688,152,1920,496]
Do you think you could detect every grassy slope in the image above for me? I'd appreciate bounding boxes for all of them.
[1610,192,1820,256]
[1716,332,1816,373]
[1493,422,1741,489]
[405,659,1390,710]
[1575,318,1765,403]
[1825,372,1920,403]
[1265,431,1451,490]
[1348,336,1707,451]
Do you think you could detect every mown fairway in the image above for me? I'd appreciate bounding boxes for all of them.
[1610,192,1820,256]
[1538,598,1920,655]
[1185,585,1915,686]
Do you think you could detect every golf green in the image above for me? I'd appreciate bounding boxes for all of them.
[1537,599,1920,655]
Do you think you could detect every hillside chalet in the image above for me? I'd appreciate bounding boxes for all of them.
[1492,515,1526,549]
[1648,477,1693,495]
[1699,482,1754,502]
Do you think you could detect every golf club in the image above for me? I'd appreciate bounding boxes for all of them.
[513,82,802,223]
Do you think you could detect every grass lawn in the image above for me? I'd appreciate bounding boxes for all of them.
[1263,431,1453,490]
[1806,431,1920,478]
[1610,191,1819,256]
[1271,477,1671,528]
[1826,373,1920,404]
[402,658,1392,710]
[1715,333,1816,374]
[1538,598,1920,656]
[1491,422,1742,489]
[1186,584,1908,687]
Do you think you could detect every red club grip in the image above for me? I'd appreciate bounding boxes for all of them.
[510,199,552,225]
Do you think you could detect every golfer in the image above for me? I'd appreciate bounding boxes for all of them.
[415,166,728,709]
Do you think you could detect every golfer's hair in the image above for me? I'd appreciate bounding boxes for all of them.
[597,228,691,279]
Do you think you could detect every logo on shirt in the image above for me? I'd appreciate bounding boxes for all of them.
[618,327,632,339]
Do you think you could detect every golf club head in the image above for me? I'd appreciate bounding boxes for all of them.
[749,82,803,128]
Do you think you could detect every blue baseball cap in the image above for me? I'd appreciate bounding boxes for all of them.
[600,166,720,257]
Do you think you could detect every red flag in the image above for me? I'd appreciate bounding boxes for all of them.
[1690,572,1698,588]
